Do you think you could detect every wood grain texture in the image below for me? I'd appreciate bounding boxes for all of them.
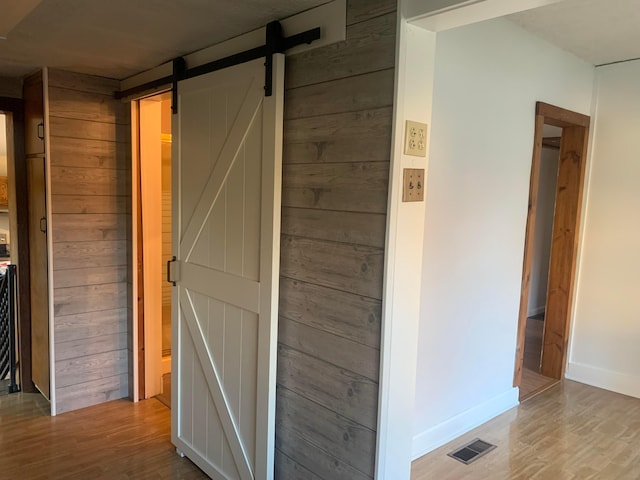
[276,426,371,480]
[50,137,129,170]
[282,162,389,214]
[281,207,386,248]
[27,155,50,399]
[52,240,127,270]
[55,349,128,389]
[285,69,394,120]
[537,101,590,128]
[279,317,379,381]
[285,13,396,89]
[49,87,129,125]
[53,282,128,317]
[51,194,127,214]
[280,235,384,300]
[53,265,127,288]
[276,1,395,475]
[542,125,588,379]
[49,116,128,142]
[50,166,128,196]
[277,343,378,429]
[284,107,393,165]
[48,70,131,414]
[279,277,381,349]
[54,308,127,343]
[51,213,128,242]
[55,332,128,362]
[0,394,212,476]
[347,0,397,25]
[276,387,377,477]
[55,374,130,415]
[275,450,323,480]
[48,68,119,95]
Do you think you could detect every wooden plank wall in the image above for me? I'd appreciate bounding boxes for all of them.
[47,69,131,414]
[275,1,396,478]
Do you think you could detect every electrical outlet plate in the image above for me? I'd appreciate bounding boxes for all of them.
[404,120,428,157]
[403,168,425,202]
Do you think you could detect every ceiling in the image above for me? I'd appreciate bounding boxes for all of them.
[0,0,639,82]
[0,0,328,80]
[508,0,640,66]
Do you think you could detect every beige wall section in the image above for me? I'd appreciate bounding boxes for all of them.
[47,69,131,414]
[275,0,396,478]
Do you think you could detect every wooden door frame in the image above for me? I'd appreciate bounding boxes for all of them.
[514,101,590,387]
[0,97,36,393]
[130,91,172,402]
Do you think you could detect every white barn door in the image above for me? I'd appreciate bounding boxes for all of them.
[171,55,284,480]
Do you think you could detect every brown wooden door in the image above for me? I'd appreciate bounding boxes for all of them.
[27,156,50,399]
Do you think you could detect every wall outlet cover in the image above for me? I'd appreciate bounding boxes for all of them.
[404,120,428,157]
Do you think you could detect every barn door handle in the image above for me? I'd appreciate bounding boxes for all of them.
[167,256,177,286]
[39,217,47,233]
[37,122,45,140]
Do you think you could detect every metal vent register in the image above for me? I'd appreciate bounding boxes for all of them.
[447,438,496,465]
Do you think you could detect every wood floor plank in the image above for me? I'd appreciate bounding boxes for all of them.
[0,394,207,478]
[412,380,640,480]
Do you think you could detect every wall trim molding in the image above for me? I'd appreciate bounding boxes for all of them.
[412,388,519,460]
[566,362,640,399]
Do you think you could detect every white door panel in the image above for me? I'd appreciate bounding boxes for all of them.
[172,55,284,480]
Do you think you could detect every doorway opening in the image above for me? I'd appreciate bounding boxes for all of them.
[514,102,590,401]
[0,112,18,396]
[133,92,173,406]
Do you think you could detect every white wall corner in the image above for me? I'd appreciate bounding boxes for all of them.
[566,69,601,372]
[566,363,640,400]
[412,387,520,460]
[376,6,436,479]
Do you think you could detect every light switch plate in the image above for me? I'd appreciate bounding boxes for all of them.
[404,120,428,157]
[403,168,425,202]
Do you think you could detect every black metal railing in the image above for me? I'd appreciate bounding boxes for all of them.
[0,265,18,393]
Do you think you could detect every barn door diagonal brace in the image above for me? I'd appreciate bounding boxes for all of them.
[115,21,321,108]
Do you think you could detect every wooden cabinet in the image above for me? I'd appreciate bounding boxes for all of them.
[0,176,7,208]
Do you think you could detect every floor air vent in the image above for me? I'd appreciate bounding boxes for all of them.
[447,438,496,465]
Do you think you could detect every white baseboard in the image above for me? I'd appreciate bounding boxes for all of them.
[412,388,519,460]
[565,362,640,399]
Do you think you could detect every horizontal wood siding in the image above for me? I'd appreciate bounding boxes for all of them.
[48,69,131,414]
[275,1,396,477]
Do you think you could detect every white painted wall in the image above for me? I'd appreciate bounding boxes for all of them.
[527,146,559,316]
[567,60,640,399]
[377,9,435,478]
[412,17,595,458]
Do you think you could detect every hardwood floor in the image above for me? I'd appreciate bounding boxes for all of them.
[412,380,640,479]
[0,393,208,479]
[520,315,556,401]
[2,380,639,479]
